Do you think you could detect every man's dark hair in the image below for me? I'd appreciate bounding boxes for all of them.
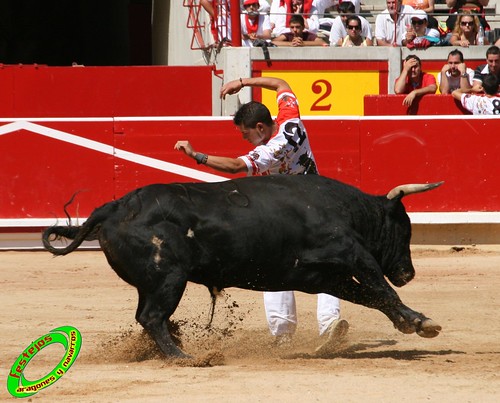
[449,49,464,62]
[289,14,305,27]
[486,45,499,58]
[234,101,273,128]
[482,74,499,95]
[405,54,421,65]
[338,1,355,13]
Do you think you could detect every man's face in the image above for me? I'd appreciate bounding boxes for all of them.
[387,0,400,15]
[238,123,269,146]
[486,53,499,75]
[289,21,304,37]
[244,2,259,16]
[411,18,427,34]
[447,54,462,75]
[409,60,421,79]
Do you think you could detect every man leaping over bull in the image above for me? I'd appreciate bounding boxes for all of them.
[174,76,348,353]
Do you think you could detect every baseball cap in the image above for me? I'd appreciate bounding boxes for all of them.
[411,10,428,21]
[243,0,259,6]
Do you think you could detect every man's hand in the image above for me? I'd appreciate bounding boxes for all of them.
[441,64,451,74]
[174,140,196,158]
[457,62,467,75]
[220,79,243,99]
[291,36,304,46]
[402,91,417,107]
[403,57,418,72]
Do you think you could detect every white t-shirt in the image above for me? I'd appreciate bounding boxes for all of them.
[240,14,272,47]
[328,15,372,45]
[438,68,474,93]
[239,91,318,176]
[375,5,415,45]
[460,93,500,115]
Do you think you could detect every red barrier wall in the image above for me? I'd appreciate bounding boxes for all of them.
[364,94,470,115]
[0,65,213,117]
[1,116,499,221]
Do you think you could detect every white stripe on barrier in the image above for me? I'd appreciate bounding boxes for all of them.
[0,120,228,183]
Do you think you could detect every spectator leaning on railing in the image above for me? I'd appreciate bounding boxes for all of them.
[270,0,320,36]
[394,55,437,106]
[438,49,475,94]
[375,0,415,46]
[272,14,326,46]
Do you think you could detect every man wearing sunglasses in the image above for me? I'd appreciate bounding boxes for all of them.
[403,10,440,49]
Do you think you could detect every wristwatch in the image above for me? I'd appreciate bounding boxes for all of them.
[461,72,469,78]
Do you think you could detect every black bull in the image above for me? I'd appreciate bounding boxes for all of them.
[43,175,443,357]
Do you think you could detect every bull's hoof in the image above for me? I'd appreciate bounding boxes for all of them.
[416,319,441,338]
[396,317,416,334]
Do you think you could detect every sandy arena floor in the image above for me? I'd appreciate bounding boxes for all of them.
[1,246,499,402]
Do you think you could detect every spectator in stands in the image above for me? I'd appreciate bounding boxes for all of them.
[403,9,440,49]
[200,0,231,45]
[452,74,500,114]
[270,0,320,36]
[403,0,438,29]
[241,0,272,47]
[314,0,361,15]
[337,15,373,46]
[449,11,489,47]
[394,55,437,106]
[328,1,372,46]
[469,45,500,92]
[445,0,490,32]
[272,14,326,46]
[439,49,475,93]
[375,0,415,46]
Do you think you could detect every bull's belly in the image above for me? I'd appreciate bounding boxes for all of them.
[188,263,332,295]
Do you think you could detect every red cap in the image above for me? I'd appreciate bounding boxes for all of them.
[244,0,259,6]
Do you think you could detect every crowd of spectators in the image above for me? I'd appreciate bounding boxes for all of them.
[201,0,500,48]
[391,45,499,114]
[200,1,499,115]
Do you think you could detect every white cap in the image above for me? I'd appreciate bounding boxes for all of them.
[411,10,428,21]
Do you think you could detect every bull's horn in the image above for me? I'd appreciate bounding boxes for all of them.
[386,181,444,200]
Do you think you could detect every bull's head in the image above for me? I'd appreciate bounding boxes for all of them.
[382,181,443,287]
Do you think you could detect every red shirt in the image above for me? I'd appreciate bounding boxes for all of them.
[395,72,437,94]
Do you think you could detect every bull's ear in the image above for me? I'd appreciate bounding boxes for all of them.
[386,181,444,200]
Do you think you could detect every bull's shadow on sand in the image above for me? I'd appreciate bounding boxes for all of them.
[285,339,464,361]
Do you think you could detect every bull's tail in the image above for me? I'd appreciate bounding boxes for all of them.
[42,202,114,256]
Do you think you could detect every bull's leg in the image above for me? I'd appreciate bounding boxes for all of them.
[135,273,189,358]
[330,247,441,338]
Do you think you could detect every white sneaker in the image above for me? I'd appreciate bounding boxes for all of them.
[314,319,349,355]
